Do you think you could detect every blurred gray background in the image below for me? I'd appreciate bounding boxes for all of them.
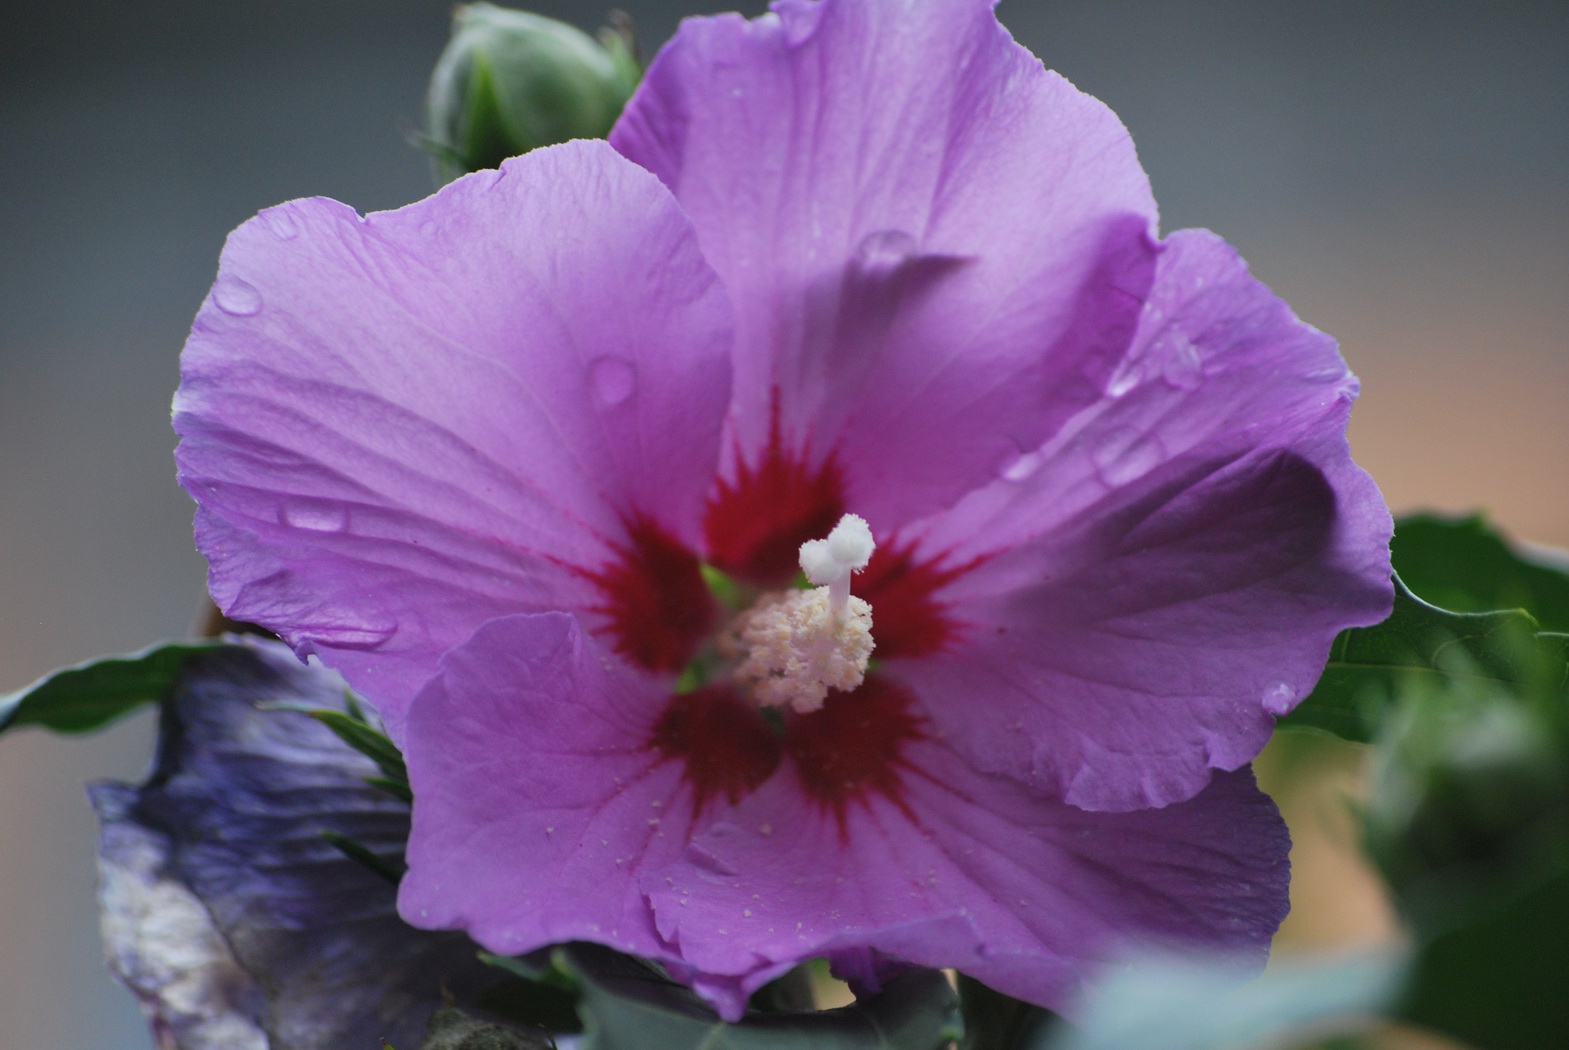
[2,0,1564,1046]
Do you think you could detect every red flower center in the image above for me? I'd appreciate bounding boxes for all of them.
[704,441,846,587]
[786,676,925,833]
[587,419,975,831]
[582,516,718,673]
[652,685,782,815]
[650,675,925,832]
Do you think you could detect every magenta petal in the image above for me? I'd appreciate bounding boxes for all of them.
[894,230,1393,810]
[613,0,1158,527]
[398,613,691,961]
[645,750,1289,1016]
[175,140,733,734]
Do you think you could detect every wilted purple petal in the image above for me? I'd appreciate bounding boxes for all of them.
[613,0,1159,527]
[92,640,502,1050]
[175,140,733,735]
[94,785,267,1050]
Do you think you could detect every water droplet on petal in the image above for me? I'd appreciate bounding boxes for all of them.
[1090,425,1165,487]
[213,276,262,316]
[999,449,1044,483]
[854,229,918,272]
[311,617,396,651]
[1160,336,1204,390]
[279,500,349,532]
[589,355,637,407]
[260,208,298,240]
[1262,681,1296,714]
[1106,359,1143,397]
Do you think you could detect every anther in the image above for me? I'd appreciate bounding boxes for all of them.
[725,514,877,713]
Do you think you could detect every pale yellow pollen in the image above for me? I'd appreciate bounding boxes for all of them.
[722,513,877,713]
[728,588,874,712]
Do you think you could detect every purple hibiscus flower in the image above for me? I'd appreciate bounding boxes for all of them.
[173,0,1391,1021]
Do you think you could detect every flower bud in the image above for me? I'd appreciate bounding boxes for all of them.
[423,4,641,184]
[1363,679,1569,931]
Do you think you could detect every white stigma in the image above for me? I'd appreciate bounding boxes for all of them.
[798,513,875,619]
[726,514,876,713]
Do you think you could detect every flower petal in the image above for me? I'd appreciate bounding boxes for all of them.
[93,787,268,1050]
[613,0,1159,528]
[399,613,698,962]
[91,640,502,1050]
[645,741,1289,1016]
[175,139,733,733]
[891,229,1394,810]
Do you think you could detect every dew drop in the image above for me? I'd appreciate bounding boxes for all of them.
[1305,364,1348,383]
[854,229,918,272]
[279,500,349,532]
[1090,426,1165,487]
[1160,336,1204,390]
[213,276,262,316]
[999,449,1044,483]
[310,618,396,651]
[1262,681,1296,715]
[589,355,637,407]
[260,208,298,240]
[1106,359,1143,397]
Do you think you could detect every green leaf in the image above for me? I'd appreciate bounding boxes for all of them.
[562,944,958,1050]
[1280,575,1566,743]
[956,974,1053,1050]
[1391,513,1569,631]
[0,641,224,735]
[1398,865,1569,1050]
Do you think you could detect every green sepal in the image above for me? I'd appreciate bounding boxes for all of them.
[0,641,226,735]
[423,3,640,183]
[458,52,522,175]
[365,775,415,804]
[320,829,406,886]
[307,703,412,802]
